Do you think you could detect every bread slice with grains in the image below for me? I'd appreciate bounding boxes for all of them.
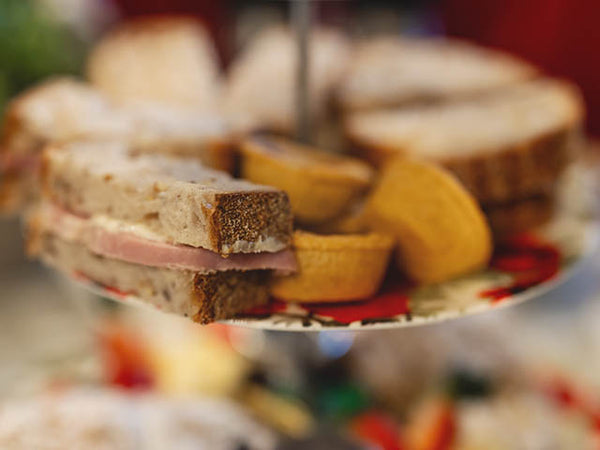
[346,78,584,203]
[41,141,292,254]
[29,141,295,323]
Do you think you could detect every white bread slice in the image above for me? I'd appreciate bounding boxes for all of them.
[42,141,292,254]
[29,230,269,324]
[87,16,221,110]
[346,79,584,203]
[337,36,537,111]
[223,26,351,133]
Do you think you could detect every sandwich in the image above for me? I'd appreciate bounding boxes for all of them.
[345,78,584,204]
[337,36,536,112]
[0,77,232,214]
[222,26,351,134]
[87,16,221,110]
[27,141,295,323]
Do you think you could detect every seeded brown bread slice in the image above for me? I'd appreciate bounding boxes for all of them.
[42,141,292,254]
[87,16,220,110]
[346,79,584,203]
[29,229,269,324]
[337,36,536,112]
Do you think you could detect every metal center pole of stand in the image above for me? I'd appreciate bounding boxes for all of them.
[292,0,312,144]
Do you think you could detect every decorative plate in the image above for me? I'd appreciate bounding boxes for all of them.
[74,215,598,331]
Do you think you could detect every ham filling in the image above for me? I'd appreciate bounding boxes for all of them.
[43,204,297,273]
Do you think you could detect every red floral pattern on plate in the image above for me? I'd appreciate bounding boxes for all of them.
[480,234,561,303]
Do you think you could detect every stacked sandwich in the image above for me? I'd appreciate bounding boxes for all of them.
[28,141,294,323]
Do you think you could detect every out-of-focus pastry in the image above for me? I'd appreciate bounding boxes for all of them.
[223,26,351,134]
[271,230,394,303]
[337,36,536,112]
[87,16,221,110]
[346,79,584,204]
[240,135,373,225]
[365,157,492,284]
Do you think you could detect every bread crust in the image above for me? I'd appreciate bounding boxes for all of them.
[351,127,576,203]
[211,190,293,254]
[482,194,556,237]
[192,269,269,323]
[439,127,578,203]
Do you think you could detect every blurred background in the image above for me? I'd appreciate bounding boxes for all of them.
[1,0,600,448]
[1,0,599,130]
